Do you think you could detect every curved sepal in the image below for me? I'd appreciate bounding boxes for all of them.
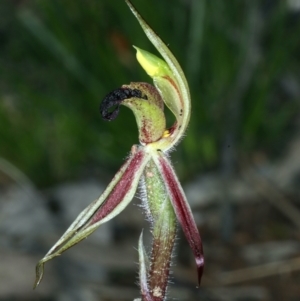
[34,146,151,288]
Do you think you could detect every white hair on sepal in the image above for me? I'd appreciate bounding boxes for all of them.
[170,230,179,263]
[164,144,176,155]
[137,174,153,224]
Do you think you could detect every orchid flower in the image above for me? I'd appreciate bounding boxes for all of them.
[34,1,204,299]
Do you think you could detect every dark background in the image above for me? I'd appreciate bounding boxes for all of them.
[0,0,300,300]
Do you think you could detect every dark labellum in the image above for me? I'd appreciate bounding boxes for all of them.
[100,88,148,121]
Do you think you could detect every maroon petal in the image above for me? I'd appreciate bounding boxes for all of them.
[154,153,204,286]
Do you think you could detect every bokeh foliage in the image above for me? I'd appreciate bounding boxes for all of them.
[0,0,299,186]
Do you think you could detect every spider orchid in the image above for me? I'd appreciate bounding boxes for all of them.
[34,1,204,299]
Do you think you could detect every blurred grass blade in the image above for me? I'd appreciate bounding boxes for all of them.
[186,0,206,82]
[0,157,35,193]
[17,9,103,96]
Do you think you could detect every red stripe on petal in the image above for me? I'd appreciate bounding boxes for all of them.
[90,149,146,223]
[156,155,204,286]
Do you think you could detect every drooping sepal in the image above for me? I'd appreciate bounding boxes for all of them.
[34,145,151,288]
[153,153,204,286]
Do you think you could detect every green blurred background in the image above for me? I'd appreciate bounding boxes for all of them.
[0,0,299,186]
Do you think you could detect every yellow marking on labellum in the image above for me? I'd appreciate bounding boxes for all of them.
[162,130,170,138]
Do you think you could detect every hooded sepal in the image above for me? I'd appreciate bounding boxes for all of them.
[34,145,151,288]
[134,47,184,122]
[125,0,191,151]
